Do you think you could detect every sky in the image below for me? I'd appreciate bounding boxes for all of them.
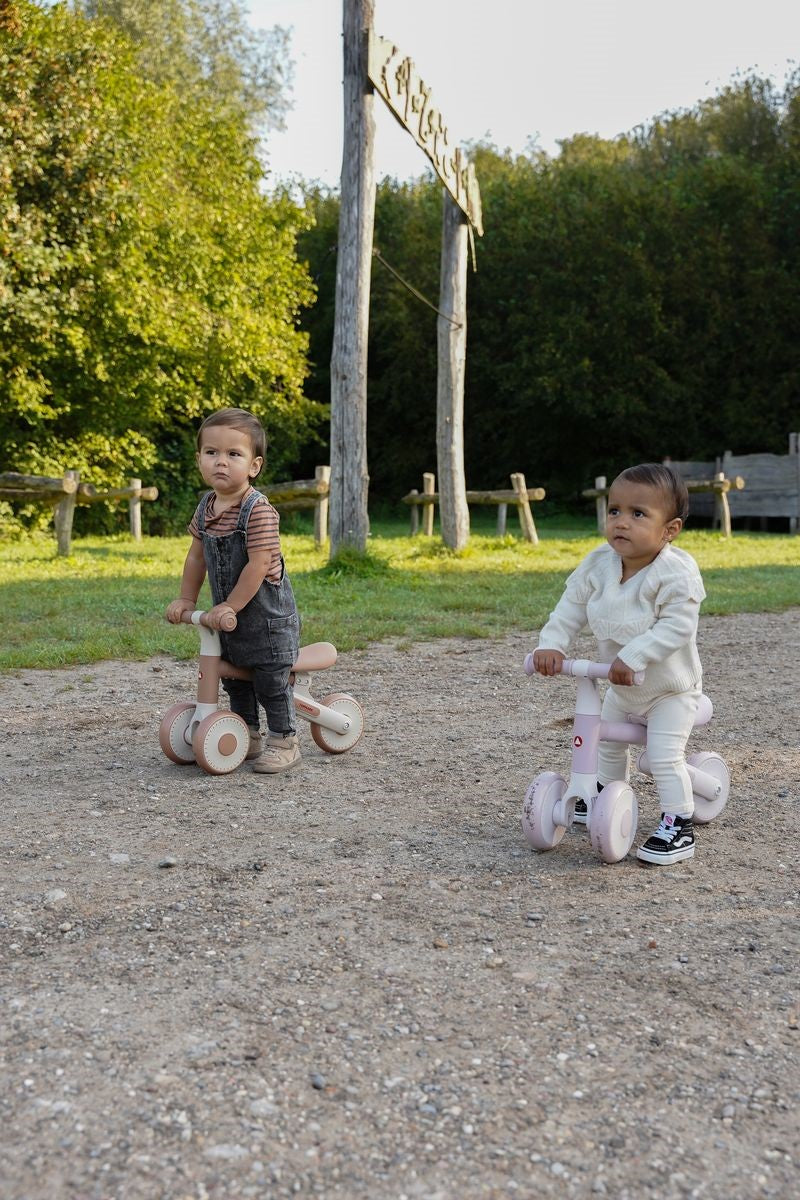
[246,0,800,189]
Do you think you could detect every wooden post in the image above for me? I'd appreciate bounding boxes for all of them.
[594,475,607,532]
[511,472,538,545]
[790,432,799,534]
[329,0,375,557]
[496,503,507,536]
[129,477,142,541]
[409,489,420,536]
[713,471,732,537]
[422,472,436,536]
[436,192,470,550]
[54,470,80,556]
[314,465,331,548]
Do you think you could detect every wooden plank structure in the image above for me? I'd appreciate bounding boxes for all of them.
[402,472,545,543]
[331,3,483,554]
[261,465,331,549]
[661,436,800,532]
[0,471,158,555]
[583,472,745,537]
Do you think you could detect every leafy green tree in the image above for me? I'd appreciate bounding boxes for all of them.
[1,1,319,534]
[298,73,800,508]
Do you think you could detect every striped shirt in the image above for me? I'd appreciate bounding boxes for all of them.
[188,487,283,584]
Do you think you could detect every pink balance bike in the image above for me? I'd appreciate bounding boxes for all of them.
[521,656,730,863]
[159,610,365,775]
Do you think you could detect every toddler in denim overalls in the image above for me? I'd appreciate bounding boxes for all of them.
[166,408,301,773]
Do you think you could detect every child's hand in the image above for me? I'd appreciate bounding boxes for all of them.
[205,603,237,631]
[533,649,565,677]
[608,656,636,686]
[166,598,194,624]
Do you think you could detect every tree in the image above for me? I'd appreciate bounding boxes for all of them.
[1,1,320,533]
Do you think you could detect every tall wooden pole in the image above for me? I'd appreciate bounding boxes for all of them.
[436,192,470,550]
[329,0,375,555]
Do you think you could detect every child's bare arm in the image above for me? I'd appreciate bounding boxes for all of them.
[202,548,274,627]
[166,539,206,623]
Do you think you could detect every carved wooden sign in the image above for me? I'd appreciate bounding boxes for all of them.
[367,32,483,235]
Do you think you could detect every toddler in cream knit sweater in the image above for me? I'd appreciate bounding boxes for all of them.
[534,463,706,865]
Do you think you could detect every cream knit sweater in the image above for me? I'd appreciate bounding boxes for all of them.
[537,543,706,702]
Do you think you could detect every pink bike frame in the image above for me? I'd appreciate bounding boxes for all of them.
[523,654,714,814]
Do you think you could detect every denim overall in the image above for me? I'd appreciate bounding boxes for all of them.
[198,489,300,735]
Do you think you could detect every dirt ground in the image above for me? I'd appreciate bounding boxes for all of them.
[1,609,798,1200]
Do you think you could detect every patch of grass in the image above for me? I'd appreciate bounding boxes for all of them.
[0,521,798,669]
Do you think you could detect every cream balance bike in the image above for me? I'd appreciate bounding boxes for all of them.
[159,610,364,774]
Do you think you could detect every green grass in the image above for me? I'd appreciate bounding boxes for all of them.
[1,516,798,669]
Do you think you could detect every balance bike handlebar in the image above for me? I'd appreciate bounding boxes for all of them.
[178,608,238,632]
[523,653,644,686]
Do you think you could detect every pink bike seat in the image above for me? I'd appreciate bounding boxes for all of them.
[293,641,337,673]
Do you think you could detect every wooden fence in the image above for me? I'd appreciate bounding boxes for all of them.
[261,465,331,549]
[583,472,745,537]
[665,437,800,532]
[0,471,158,555]
[402,472,545,544]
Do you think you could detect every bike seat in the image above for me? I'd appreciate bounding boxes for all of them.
[293,641,337,673]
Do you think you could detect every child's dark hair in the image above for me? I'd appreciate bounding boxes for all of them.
[196,408,267,473]
[614,463,689,524]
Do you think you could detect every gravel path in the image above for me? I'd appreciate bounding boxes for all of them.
[1,610,798,1199]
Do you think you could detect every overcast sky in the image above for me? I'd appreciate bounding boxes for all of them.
[246,0,799,187]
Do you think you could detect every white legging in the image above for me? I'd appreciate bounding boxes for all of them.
[598,687,701,817]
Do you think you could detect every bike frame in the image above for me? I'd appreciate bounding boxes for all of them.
[189,612,353,738]
[526,655,724,823]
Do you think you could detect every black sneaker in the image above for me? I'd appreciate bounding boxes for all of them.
[637,813,695,865]
[573,798,588,825]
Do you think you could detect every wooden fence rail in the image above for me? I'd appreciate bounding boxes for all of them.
[583,472,746,537]
[0,471,158,555]
[402,472,546,544]
[261,465,330,549]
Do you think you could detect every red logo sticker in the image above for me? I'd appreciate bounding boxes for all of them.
[573,735,583,748]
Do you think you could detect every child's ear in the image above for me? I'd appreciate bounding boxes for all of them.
[249,456,263,478]
[665,517,683,542]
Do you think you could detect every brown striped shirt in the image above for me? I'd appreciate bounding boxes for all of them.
[188,487,283,583]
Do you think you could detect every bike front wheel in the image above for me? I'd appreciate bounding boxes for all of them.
[590,781,638,863]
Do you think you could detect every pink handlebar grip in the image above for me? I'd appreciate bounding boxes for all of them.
[524,653,644,686]
[562,658,645,686]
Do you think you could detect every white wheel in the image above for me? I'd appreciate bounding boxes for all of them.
[159,702,196,764]
[590,780,638,863]
[310,693,364,754]
[522,772,570,851]
[192,711,249,775]
[686,751,730,823]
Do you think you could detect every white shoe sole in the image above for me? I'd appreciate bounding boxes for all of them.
[636,842,695,865]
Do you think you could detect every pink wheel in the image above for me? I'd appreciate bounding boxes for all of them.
[686,751,729,823]
[522,772,570,851]
[159,702,197,765]
[192,711,249,775]
[589,780,638,863]
[310,693,364,754]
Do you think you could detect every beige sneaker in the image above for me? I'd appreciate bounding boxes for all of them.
[245,728,263,760]
[252,733,301,774]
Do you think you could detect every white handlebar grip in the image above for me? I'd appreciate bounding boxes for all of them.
[524,652,536,676]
